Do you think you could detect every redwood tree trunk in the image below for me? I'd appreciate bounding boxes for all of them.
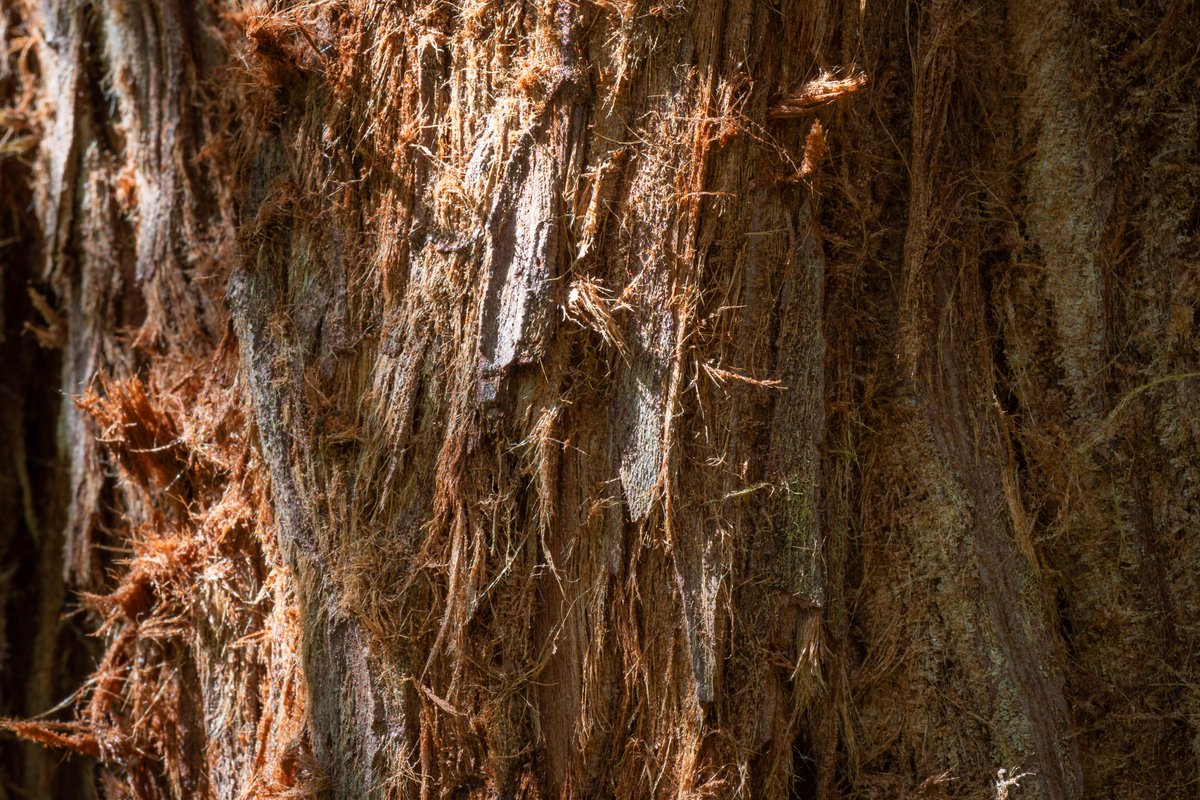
[2,1,1199,798]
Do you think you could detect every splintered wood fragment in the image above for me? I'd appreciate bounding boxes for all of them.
[769,70,868,118]
[786,120,827,183]
[566,276,628,356]
[702,361,784,389]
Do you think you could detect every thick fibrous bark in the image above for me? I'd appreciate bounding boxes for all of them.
[2,1,1199,798]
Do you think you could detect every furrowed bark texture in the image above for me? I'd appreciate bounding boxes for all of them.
[2,0,1199,798]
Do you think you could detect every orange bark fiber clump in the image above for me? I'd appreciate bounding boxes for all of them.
[1,0,1199,799]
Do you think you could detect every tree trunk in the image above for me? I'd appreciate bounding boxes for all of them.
[2,0,1199,798]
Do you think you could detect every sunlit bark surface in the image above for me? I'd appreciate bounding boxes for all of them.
[1,1,1198,798]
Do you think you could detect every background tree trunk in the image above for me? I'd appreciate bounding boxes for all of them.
[2,0,1199,798]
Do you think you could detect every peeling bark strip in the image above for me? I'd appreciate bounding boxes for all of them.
[36,0,81,260]
[670,518,722,704]
[476,79,577,385]
[103,0,192,283]
[615,320,672,522]
[478,135,557,375]
[227,268,315,557]
[768,200,827,604]
[613,149,677,525]
[476,9,586,399]
[7,0,1200,797]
